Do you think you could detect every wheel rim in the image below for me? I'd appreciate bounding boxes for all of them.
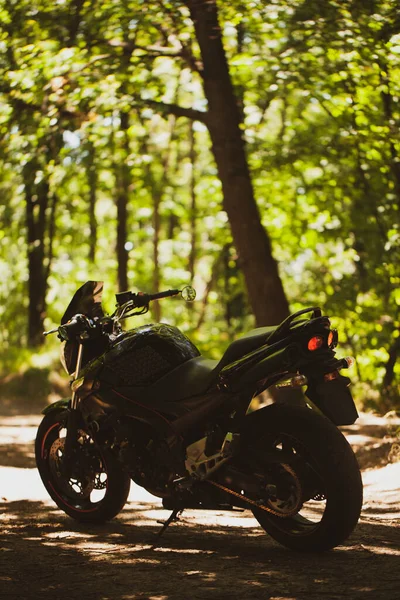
[41,422,109,512]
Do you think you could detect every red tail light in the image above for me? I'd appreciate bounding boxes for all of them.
[308,336,324,351]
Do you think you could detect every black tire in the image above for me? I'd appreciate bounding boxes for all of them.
[241,404,363,552]
[35,409,131,523]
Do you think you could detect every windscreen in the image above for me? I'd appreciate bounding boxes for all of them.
[61,281,104,324]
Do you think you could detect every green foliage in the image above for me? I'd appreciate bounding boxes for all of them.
[0,0,399,410]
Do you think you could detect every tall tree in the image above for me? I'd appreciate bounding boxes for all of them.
[115,110,131,292]
[23,150,58,346]
[163,0,291,326]
[85,138,98,264]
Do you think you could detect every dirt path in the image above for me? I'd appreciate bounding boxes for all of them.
[0,414,399,600]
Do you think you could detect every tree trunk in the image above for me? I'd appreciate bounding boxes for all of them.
[382,329,400,406]
[224,249,233,335]
[196,254,221,330]
[86,139,98,264]
[379,62,400,219]
[23,160,49,347]
[186,0,289,326]
[116,111,130,292]
[153,188,162,322]
[189,121,197,281]
[140,113,177,321]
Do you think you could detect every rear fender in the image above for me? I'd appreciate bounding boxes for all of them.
[238,404,283,442]
[238,400,337,444]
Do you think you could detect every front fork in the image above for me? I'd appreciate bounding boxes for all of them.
[63,344,84,472]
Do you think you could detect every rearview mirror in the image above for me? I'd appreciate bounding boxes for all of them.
[181,286,196,302]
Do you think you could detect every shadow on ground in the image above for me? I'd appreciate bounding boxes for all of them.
[1,498,399,600]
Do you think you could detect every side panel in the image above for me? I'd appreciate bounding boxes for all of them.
[222,346,291,391]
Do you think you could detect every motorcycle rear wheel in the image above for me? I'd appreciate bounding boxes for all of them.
[243,404,363,551]
[35,409,131,523]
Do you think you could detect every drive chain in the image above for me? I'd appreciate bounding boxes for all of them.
[206,464,302,518]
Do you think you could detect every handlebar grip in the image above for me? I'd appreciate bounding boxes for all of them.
[116,289,181,309]
[133,289,179,307]
[58,314,89,341]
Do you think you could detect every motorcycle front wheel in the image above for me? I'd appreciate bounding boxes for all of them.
[35,409,131,523]
[241,404,363,552]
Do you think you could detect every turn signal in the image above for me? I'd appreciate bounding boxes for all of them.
[308,336,324,351]
[343,356,355,368]
[276,375,308,388]
[328,329,338,348]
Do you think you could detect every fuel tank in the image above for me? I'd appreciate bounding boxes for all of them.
[98,323,200,387]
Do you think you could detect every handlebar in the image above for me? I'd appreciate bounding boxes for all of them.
[115,288,180,308]
[148,289,180,301]
[43,286,196,340]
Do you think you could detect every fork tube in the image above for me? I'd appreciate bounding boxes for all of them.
[71,344,84,410]
[64,344,84,472]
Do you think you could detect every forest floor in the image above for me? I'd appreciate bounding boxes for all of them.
[0,403,399,600]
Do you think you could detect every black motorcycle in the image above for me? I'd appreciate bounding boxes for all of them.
[35,280,363,552]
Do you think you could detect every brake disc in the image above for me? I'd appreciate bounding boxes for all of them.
[49,437,95,500]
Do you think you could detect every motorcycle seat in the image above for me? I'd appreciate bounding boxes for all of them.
[217,325,276,369]
[149,356,219,403]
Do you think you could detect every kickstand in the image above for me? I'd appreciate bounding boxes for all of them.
[151,508,183,549]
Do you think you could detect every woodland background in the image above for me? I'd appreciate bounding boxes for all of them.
[0,0,399,412]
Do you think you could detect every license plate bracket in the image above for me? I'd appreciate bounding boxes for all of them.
[306,375,359,425]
